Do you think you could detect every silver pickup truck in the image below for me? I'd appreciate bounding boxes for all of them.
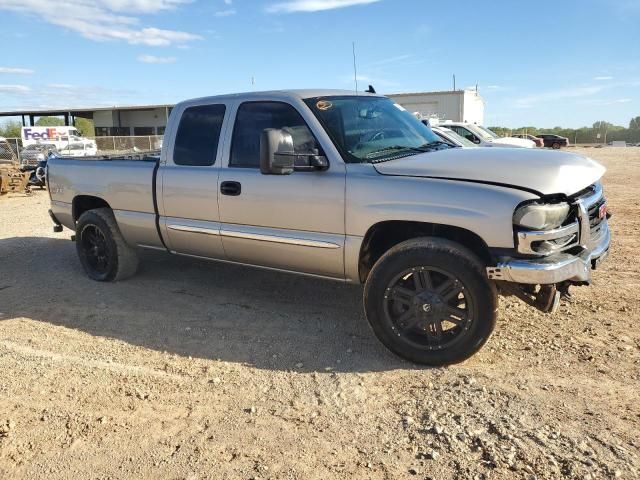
[48,89,610,365]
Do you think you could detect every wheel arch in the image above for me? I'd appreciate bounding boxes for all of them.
[72,195,112,222]
[358,220,492,283]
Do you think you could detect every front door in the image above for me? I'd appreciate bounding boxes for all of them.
[218,101,346,279]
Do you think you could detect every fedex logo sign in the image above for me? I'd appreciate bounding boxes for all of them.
[23,128,62,140]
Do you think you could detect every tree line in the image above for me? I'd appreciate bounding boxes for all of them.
[489,116,640,144]
[0,117,95,138]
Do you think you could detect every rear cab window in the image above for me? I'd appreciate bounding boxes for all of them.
[174,104,226,166]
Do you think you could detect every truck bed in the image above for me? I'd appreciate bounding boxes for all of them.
[48,153,164,249]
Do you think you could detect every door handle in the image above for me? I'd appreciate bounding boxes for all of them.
[220,181,241,196]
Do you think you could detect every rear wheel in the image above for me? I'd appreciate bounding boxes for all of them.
[75,208,138,282]
[363,238,497,365]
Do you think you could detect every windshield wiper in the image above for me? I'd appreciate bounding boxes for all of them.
[419,140,452,149]
[365,145,428,158]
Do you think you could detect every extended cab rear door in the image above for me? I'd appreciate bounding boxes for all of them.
[217,98,346,279]
[157,101,230,259]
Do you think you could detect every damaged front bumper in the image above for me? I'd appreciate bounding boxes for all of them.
[486,220,610,285]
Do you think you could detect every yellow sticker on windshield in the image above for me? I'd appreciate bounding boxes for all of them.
[316,100,332,111]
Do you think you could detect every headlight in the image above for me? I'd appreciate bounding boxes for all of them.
[37,153,45,160]
[513,202,570,230]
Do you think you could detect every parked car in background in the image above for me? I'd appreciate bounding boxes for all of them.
[48,89,610,366]
[19,143,58,188]
[429,125,477,147]
[442,122,536,148]
[20,143,58,168]
[537,134,569,149]
[512,133,544,147]
[58,141,98,157]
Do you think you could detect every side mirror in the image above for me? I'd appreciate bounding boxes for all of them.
[472,137,481,144]
[260,128,328,175]
[260,128,295,175]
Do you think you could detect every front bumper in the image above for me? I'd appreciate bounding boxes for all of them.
[486,220,610,284]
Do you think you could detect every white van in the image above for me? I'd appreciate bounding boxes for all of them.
[440,122,536,148]
[21,126,97,154]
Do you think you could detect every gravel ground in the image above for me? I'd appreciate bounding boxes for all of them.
[1,147,639,480]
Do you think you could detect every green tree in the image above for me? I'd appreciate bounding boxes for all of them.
[35,116,65,126]
[0,120,22,138]
[630,116,640,130]
[75,118,95,137]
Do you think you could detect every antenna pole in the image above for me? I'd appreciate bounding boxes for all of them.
[352,42,358,94]
[453,74,456,91]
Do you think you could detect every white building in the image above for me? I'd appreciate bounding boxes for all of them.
[388,90,485,125]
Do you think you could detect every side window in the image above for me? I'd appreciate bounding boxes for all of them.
[230,101,317,168]
[455,127,477,143]
[174,104,226,166]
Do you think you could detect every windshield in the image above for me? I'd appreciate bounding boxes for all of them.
[304,96,447,163]
[473,125,500,140]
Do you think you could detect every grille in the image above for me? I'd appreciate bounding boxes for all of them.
[21,158,39,167]
[587,196,606,242]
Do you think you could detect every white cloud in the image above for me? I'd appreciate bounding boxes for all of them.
[581,97,632,106]
[0,67,34,75]
[366,54,414,67]
[513,79,640,109]
[0,83,140,109]
[514,85,606,108]
[214,8,236,16]
[0,84,31,94]
[138,54,177,63]
[224,0,233,3]
[594,76,613,81]
[0,0,201,47]
[266,0,381,13]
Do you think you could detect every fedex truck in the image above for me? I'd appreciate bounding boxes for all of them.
[21,126,97,156]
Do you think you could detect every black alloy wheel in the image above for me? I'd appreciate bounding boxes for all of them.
[383,266,473,351]
[363,237,497,365]
[80,224,111,276]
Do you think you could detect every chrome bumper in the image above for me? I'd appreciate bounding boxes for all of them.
[487,220,610,284]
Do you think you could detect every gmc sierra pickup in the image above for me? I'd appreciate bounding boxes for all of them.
[48,90,611,365]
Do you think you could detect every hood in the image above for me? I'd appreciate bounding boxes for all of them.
[490,137,535,148]
[373,147,605,196]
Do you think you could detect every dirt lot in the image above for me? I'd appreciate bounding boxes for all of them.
[1,147,639,480]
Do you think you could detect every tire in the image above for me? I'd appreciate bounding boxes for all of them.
[75,207,139,282]
[552,142,561,149]
[363,237,497,366]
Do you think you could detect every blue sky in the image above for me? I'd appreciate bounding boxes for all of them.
[0,0,638,128]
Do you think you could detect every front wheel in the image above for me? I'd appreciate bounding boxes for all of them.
[552,142,561,149]
[364,238,497,366]
[75,207,139,282]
